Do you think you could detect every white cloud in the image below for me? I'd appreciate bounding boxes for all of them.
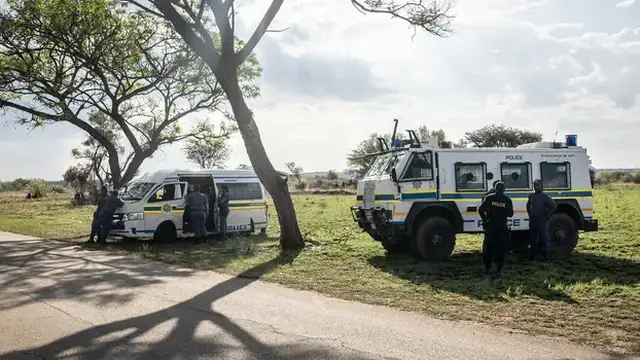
[616,0,635,8]
[2,0,640,181]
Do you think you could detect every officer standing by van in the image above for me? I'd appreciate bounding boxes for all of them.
[87,186,108,244]
[218,185,230,239]
[526,179,557,262]
[97,189,124,245]
[186,185,209,244]
[478,181,514,278]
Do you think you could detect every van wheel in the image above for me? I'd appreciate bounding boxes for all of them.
[413,217,456,261]
[154,221,177,244]
[548,213,578,256]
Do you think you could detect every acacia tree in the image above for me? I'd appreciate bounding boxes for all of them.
[124,0,454,249]
[285,162,304,181]
[70,112,124,187]
[0,0,260,188]
[183,122,237,169]
[465,124,542,148]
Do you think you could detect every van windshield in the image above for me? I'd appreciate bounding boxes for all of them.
[120,182,155,201]
[365,150,408,178]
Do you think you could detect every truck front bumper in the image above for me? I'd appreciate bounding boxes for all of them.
[351,206,397,240]
[584,218,599,232]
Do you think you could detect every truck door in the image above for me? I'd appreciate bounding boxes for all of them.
[398,151,437,201]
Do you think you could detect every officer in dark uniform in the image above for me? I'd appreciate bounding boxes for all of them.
[478,181,514,278]
[482,180,501,202]
[480,180,501,255]
[186,185,209,244]
[217,185,230,239]
[87,186,108,244]
[97,190,124,245]
[526,179,557,262]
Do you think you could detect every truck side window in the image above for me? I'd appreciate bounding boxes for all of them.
[540,162,570,189]
[455,163,487,191]
[501,162,532,190]
[401,152,433,181]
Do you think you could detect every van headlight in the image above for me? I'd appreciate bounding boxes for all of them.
[123,212,144,221]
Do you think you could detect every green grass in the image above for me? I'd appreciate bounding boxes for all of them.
[1,188,639,353]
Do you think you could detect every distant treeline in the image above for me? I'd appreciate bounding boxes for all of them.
[0,178,67,198]
[595,171,640,186]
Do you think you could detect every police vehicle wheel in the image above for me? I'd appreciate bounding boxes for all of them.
[548,213,578,256]
[381,237,409,254]
[154,221,177,244]
[413,217,455,261]
[508,231,530,253]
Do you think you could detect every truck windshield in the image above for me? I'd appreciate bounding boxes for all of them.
[365,150,407,178]
[120,182,155,201]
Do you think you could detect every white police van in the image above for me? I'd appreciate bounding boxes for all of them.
[110,169,268,242]
[351,120,599,261]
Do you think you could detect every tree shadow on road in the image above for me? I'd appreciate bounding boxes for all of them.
[0,238,386,359]
[368,249,640,304]
[0,239,196,311]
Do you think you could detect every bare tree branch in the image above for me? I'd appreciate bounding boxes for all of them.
[350,0,455,37]
[235,0,283,65]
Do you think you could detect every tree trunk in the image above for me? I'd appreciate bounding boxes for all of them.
[216,64,304,250]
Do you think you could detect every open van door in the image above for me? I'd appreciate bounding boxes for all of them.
[178,174,216,235]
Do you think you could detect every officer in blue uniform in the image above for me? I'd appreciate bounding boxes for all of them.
[186,185,209,244]
[97,190,124,245]
[478,181,514,278]
[217,185,230,239]
[526,179,557,262]
[87,186,108,244]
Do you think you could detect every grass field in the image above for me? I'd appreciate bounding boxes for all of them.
[1,187,639,354]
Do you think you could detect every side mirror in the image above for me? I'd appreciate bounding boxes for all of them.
[391,168,398,182]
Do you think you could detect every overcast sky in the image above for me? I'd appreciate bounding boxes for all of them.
[1,0,639,181]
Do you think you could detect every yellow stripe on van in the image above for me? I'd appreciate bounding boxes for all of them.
[230,206,266,211]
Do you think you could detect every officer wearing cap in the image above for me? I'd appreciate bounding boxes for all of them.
[478,181,514,278]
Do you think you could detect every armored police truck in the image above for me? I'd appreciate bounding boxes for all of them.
[351,120,599,261]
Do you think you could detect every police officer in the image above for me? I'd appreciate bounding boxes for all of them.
[186,185,209,244]
[87,186,108,244]
[480,180,501,255]
[478,181,514,278]
[482,180,501,202]
[218,185,230,239]
[97,189,124,245]
[526,179,557,262]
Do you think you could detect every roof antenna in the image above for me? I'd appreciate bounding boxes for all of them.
[552,129,560,149]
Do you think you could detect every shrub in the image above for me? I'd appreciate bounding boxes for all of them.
[294,180,307,191]
[51,185,68,194]
[30,179,51,198]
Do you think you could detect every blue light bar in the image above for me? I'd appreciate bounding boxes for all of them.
[565,134,577,147]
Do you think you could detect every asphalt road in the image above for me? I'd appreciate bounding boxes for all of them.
[0,231,634,360]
